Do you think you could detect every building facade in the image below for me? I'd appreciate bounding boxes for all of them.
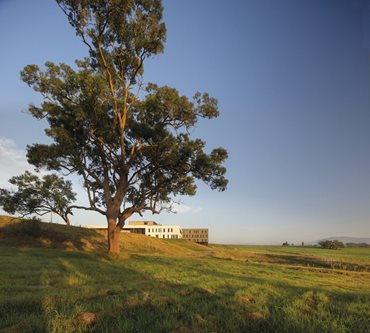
[113,221,209,245]
[181,228,209,245]
[122,221,182,239]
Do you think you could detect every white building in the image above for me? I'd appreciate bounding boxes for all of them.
[122,221,182,239]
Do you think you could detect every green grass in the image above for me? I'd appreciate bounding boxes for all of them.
[0,216,369,332]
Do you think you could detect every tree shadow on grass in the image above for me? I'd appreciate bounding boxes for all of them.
[0,247,48,333]
[58,257,271,333]
[0,249,270,332]
[0,299,47,333]
[261,254,370,272]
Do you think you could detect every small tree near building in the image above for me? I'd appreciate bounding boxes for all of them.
[0,171,76,225]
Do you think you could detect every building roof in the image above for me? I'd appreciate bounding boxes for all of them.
[128,220,161,226]
[181,228,209,230]
[122,224,181,229]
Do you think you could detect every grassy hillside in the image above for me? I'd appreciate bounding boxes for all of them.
[0,216,369,332]
[0,215,208,256]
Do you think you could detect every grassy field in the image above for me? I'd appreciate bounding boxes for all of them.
[0,216,369,333]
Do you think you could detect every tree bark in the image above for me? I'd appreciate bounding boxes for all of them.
[107,216,121,254]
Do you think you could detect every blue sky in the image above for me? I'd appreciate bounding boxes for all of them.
[0,0,369,244]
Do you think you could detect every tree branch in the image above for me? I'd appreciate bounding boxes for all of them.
[69,205,105,216]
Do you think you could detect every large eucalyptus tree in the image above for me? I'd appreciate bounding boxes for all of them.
[20,0,228,253]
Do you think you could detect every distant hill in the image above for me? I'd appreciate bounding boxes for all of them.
[316,236,370,245]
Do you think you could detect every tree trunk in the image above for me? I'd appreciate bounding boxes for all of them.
[107,217,121,254]
[64,215,71,226]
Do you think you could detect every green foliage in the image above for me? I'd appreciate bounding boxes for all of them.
[22,61,227,214]
[0,172,76,224]
[318,240,345,250]
[56,0,166,85]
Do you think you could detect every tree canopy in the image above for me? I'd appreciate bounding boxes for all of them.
[0,171,76,225]
[12,0,228,253]
[318,240,345,250]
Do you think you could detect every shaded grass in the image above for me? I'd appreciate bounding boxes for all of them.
[0,216,106,252]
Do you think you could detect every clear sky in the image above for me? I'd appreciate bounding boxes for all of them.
[0,0,369,244]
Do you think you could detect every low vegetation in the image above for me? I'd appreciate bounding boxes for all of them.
[318,239,345,250]
[0,216,369,332]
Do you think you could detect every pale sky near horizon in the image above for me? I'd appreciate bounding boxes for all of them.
[0,0,369,245]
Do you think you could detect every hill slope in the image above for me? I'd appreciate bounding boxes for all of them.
[0,215,209,256]
[1,215,369,269]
